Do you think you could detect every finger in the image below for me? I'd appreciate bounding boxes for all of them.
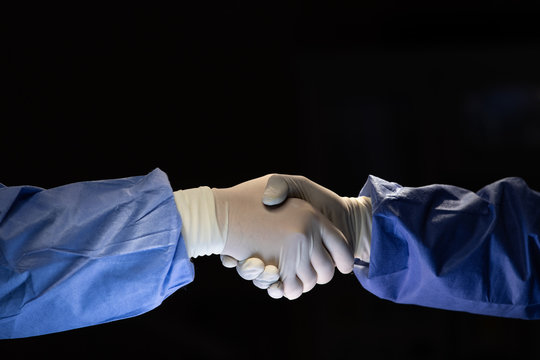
[253,265,280,289]
[295,236,318,293]
[256,264,280,283]
[310,236,335,284]
[220,254,239,268]
[278,230,308,299]
[253,279,271,289]
[318,215,354,274]
[237,258,265,280]
[297,262,318,293]
[267,281,284,299]
[262,174,290,206]
[282,275,304,300]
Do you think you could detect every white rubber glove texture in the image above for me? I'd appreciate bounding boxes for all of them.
[174,187,225,258]
[219,174,373,298]
[220,255,283,297]
[213,175,354,300]
[262,174,373,262]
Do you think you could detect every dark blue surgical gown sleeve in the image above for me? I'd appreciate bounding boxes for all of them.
[355,175,540,319]
[0,169,194,338]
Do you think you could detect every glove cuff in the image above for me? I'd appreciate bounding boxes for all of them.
[173,186,226,258]
[345,196,373,263]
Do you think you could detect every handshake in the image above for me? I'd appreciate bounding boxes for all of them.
[174,174,373,300]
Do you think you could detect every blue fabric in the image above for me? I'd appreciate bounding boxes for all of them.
[355,175,540,319]
[0,169,194,338]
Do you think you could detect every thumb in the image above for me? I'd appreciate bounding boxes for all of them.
[262,174,290,206]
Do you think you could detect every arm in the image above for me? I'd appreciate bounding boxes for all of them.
[0,169,194,338]
[1,171,352,338]
[258,174,540,319]
[357,175,540,319]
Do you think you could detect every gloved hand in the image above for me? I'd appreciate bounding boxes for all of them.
[174,175,355,300]
[213,175,355,300]
[174,183,283,296]
[219,174,373,294]
[262,174,373,263]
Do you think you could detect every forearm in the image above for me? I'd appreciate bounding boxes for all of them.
[355,175,540,319]
[0,169,194,338]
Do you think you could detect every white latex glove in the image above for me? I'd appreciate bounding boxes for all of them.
[220,255,284,298]
[213,175,355,300]
[220,255,278,287]
[219,174,372,296]
[262,174,373,263]
[173,186,281,293]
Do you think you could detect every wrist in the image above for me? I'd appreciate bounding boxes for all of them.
[344,196,372,263]
[173,186,226,258]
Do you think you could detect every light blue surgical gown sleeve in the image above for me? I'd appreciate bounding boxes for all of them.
[355,175,540,319]
[0,169,195,338]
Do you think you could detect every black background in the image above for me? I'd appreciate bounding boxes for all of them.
[3,2,540,359]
